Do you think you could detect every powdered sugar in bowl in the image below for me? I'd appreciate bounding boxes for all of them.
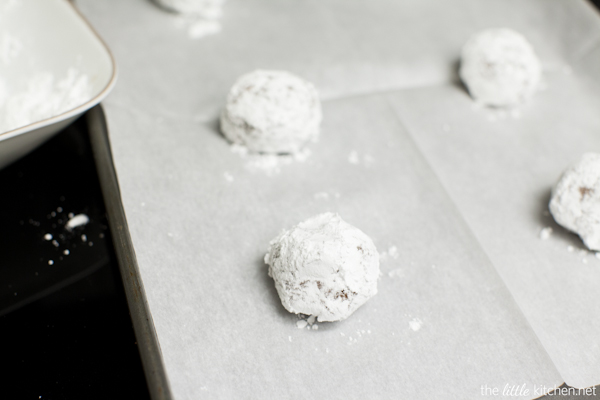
[0,0,116,169]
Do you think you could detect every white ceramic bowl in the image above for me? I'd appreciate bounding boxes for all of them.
[0,0,116,170]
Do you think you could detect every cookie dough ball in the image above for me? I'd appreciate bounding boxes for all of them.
[459,29,541,107]
[265,212,379,322]
[152,0,223,17]
[221,70,321,154]
[550,153,600,250]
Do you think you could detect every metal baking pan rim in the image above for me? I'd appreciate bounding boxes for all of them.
[86,105,173,400]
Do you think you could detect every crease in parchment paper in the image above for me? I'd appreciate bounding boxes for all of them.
[381,94,566,387]
[383,75,600,389]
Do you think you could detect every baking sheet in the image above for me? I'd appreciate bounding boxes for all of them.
[75,0,600,397]
[387,66,600,388]
[94,92,562,399]
[87,106,172,400]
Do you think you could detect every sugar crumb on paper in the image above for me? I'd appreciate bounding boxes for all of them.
[348,150,374,167]
[539,227,553,240]
[230,143,312,176]
[155,0,225,39]
[409,318,422,332]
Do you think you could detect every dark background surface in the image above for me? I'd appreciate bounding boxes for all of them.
[0,115,150,399]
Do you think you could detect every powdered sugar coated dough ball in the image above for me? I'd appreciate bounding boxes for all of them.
[550,153,600,251]
[459,29,541,107]
[221,70,322,154]
[265,212,379,322]
[153,0,223,17]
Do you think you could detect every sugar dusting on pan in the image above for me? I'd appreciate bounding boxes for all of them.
[409,318,423,332]
[157,0,225,39]
[65,213,90,231]
[35,205,100,266]
[230,143,312,176]
[173,16,222,39]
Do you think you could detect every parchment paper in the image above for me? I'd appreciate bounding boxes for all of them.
[75,0,600,397]
[97,93,566,398]
[387,66,600,388]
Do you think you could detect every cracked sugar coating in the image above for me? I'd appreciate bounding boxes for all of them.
[221,70,321,154]
[265,212,379,322]
[459,28,541,107]
[550,153,600,251]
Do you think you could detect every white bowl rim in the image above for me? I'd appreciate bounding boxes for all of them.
[0,0,118,142]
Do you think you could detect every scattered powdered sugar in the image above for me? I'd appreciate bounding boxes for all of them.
[348,150,374,167]
[539,227,553,240]
[296,319,308,329]
[0,33,22,65]
[559,245,600,264]
[470,101,523,122]
[336,326,373,346]
[172,15,221,39]
[0,68,93,133]
[295,314,320,330]
[486,107,521,122]
[409,318,422,332]
[38,206,103,265]
[223,172,234,182]
[230,143,311,176]
[578,248,590,264]
[65,214,90,231]
[380,245,400,263]
[161,0,225,39]
[387,268,403,278]
[187,19,221,38]
[154,0,224,39]
[313,191,340,200]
